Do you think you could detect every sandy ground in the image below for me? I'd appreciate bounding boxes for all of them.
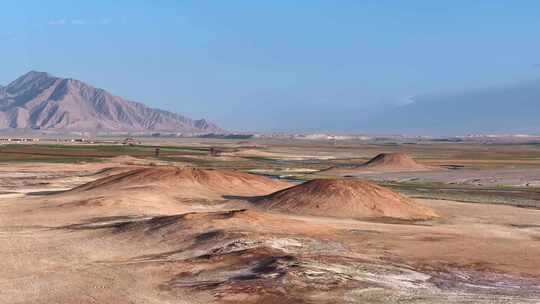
[1,163,540,303]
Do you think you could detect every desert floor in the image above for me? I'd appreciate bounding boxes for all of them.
[1,138,540,303]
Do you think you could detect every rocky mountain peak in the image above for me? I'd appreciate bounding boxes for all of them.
[0,71,223,134]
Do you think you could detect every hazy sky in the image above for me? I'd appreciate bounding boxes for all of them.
[1,1,540,132]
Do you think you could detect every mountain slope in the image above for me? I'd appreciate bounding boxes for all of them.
[370,81,540,135]
[0,71,223,133]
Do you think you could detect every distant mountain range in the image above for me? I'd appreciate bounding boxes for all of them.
[3,71,538,136]
[0,71,223,134]
[366,80,540,135]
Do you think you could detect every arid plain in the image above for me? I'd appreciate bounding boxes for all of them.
[1,138,540,303]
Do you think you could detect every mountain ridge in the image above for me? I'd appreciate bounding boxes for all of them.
[0,71,223,134]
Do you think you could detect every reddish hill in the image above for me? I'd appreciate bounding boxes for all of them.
[321,152,434,175]
[255,179,438,220]
[360,153,431,171]
[69,166,291,199]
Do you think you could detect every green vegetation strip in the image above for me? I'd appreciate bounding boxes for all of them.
[0,144,234,161]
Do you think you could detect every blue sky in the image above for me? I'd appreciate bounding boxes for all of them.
[1,1,540,132]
